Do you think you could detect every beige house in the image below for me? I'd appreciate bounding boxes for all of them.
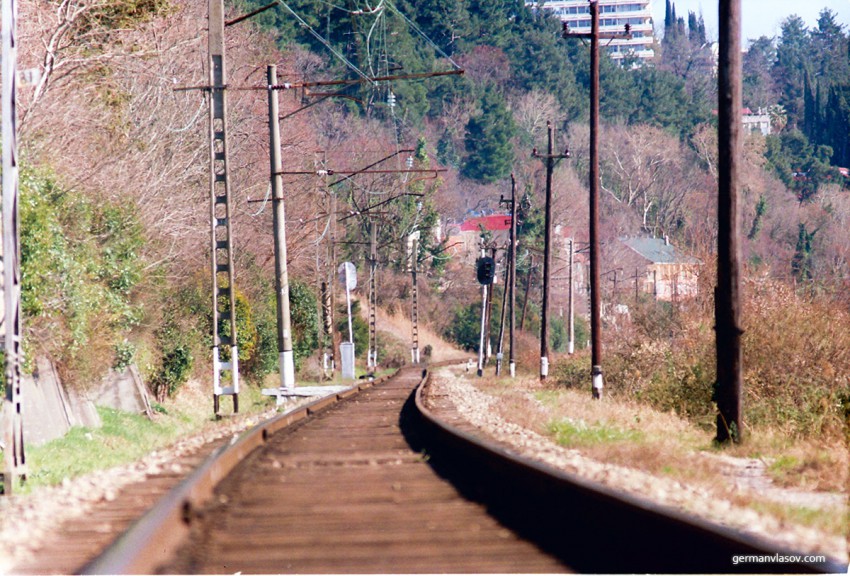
[619,236,701,302]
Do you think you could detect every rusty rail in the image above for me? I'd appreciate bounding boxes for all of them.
[411,371,845,574]
[79,374,395,575]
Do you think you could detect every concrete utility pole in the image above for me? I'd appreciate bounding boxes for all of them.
[268,65,296,390]
[3,0,26,494]
[532,122,569,381]
[563,1,630,399]
[410,237,420,364]
[485,244,498,363]
[495,246,509,376]
[208,0,240,415]
[715,0,744,444]
[520,254,534,331]
[367,219,378,370]
[567,238,575,355]
[497,176,518,377]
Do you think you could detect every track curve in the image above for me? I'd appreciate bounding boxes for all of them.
[81,364,846,574]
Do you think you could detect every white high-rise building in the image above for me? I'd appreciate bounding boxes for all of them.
[527,1,655,62]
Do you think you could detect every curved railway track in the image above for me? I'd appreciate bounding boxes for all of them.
[76,364,843,574]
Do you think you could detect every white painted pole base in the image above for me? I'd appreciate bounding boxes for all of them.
[509,361,516,378]
[540,356,549,379]
[592,365,604,399]
[279,350,296,389]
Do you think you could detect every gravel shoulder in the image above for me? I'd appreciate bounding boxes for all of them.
[425,365,848,564]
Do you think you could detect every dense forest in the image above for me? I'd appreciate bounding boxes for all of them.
[7,0,850,442]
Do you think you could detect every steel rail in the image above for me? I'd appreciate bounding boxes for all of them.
[78,374,394,575]
[80,364,846,574]
[411,371,846,574]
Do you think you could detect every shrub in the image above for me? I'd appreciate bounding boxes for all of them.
[444,302,482,351]
[19,168,144,384]
[377,330,409,368]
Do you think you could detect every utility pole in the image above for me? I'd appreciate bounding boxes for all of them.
[520,254,534,331]
[495,245,509,376]
[567,238,575,355]
[498,176,518,377]
[367,219,378,370]
[716,0,744,444]
[329,189,338,373]
[410,237,420,364]
[208,0,239,415]
[485,245,498,363]
[3,0,26,493]
[532,122,570,381]
[268,65,296,390]
[475,243,495,377]
[508,175,518,376]
[563,2,629,399]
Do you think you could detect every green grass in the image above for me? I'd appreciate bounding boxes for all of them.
[22,407,186,491]
[547,418,644,447]
[748,500,847,536]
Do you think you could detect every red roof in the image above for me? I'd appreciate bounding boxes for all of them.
[460,214,512,232]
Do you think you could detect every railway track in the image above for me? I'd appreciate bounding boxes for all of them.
[71,364,843,574]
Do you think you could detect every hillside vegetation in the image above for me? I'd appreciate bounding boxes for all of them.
[11,0,850,450]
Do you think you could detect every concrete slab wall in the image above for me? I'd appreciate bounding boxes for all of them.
[0,359,154,448]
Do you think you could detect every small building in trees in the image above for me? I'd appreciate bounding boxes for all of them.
[619,236,701,301]
[443,214,513,263]
[742,107,772,135]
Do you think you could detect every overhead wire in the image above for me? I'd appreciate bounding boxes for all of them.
[384,0,461,70]
[275,0,375,85]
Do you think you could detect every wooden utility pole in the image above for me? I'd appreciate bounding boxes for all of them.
[532,122,569,381]
[508,175,518,377]
[563,1,629,398]
[268,65,296,390]
[715,0,744,444]
[3,0,26,493]
[209,0,240,415]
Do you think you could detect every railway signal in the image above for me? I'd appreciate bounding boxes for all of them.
[475,251,496,377]
[476,256,496,285]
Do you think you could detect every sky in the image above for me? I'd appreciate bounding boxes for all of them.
[650,0,850,45]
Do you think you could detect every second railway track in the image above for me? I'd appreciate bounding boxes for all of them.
[81,364,845,574]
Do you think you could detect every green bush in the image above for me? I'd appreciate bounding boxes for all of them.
[19,168,144,382]
[444,302,483,351]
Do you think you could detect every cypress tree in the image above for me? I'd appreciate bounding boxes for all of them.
[462,87,516,183]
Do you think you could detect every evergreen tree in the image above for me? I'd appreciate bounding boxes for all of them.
[461,87,516,183]
[774,16,812,128]
[743,36,778,110]
[791,223,816,282]
[825,86,850,168]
